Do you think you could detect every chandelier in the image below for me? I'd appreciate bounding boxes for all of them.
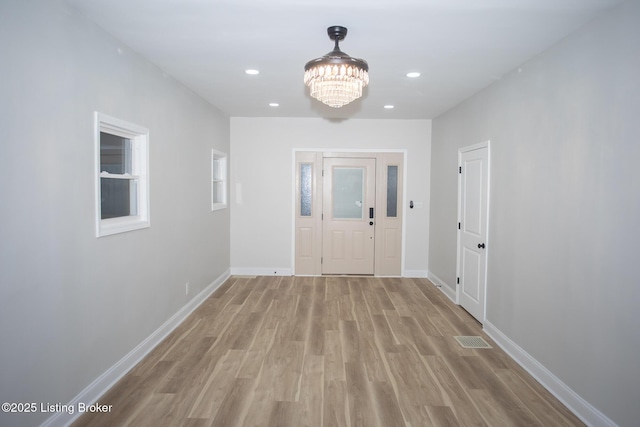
[304,26,369,108]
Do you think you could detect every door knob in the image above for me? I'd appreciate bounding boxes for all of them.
[478,243,485,249]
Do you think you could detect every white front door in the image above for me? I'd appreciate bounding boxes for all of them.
[458,143,490,322]
[322,157,376,275]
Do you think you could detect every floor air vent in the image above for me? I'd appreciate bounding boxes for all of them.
[454,336,492,349]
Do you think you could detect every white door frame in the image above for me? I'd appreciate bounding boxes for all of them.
[456,141,490,322]
[292,148,407,276]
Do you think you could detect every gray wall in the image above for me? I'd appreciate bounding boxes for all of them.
[0,1,230,426]
[230,118,431,277]
[429,1,639,425]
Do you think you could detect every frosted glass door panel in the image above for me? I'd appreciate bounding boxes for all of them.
[333,167,364,219]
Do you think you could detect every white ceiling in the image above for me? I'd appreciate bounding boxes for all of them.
[65,0,622,119]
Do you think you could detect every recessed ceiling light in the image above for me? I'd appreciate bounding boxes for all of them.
[269,103,279,107]
[384,105,395,109]
[406,72,421,78]
[245,69,259,75]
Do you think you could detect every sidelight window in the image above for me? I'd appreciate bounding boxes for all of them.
[386,165,398,217]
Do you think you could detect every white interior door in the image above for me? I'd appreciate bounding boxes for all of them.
[458,143,489,322]
[322,157,376,275]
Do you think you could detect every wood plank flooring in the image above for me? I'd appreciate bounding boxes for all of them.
[73,276,584,427]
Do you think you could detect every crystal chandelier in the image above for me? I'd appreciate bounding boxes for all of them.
[304,26,369,108]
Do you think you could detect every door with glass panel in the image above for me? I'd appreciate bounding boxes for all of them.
[322,157,376,275]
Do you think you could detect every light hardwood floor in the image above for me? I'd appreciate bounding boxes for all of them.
[73,276,584,426]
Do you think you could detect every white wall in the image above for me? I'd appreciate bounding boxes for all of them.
[0,1,230,426]
[429,1,640,425]
[230,118,431,276]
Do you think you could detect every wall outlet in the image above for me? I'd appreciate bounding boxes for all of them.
[185,282,189,295]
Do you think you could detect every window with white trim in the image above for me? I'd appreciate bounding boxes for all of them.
[211,149,228,211]
[95,112,150,237]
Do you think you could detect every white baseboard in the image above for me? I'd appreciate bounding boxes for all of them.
[403,269,428,278]
[483,320,616,427]
[427,271,457,303]
[230,267,293,276]
[229,268,429,279]
[42,269,231,427]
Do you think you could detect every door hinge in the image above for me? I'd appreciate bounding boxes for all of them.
[459,166,462,174]
[322,169,324,177]
[458,222,461,230]
[457,277,460,284]
[321,213,323,220]
[321,257,323,264]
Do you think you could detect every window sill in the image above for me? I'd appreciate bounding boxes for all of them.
[211,203,227,212]
[97,215,150,237]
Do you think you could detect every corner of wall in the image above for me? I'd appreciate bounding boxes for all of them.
[427,271,457,303]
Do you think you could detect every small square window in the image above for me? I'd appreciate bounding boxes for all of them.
[95,113,150,237]
[211,149,227,211]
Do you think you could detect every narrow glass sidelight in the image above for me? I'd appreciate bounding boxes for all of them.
[300,163,312,216]
[386,165,398,217]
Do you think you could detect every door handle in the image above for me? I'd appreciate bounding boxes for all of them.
[478,243,485,249]
[369,221,374,226]
[369,207,374,219]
